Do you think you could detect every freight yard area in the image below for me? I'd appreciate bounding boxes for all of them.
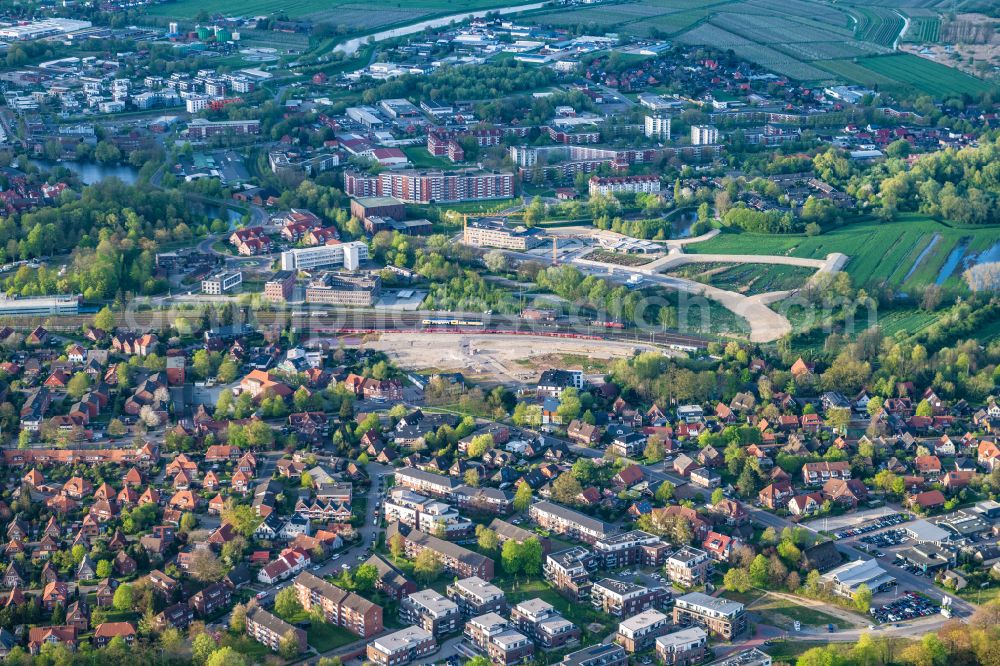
[365,332,666,385]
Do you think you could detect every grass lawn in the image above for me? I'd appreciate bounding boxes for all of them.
[218,632,273,660]
[500,578,614,636]
[747,593,853,630]
[403,146,455,169]
[308,622,362,651]
[685,214,1000,292]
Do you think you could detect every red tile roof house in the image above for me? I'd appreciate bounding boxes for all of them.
[822,479,868,507]
[909,490,946,512]
[28,626,78,654]
[93,621,136,648]
[702,532,734,562]
[914,455,943,477]
[801,461,851,485]
[758,481,794,509]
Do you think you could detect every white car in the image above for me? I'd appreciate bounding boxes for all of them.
[341,563,349,569]
[331,554,341,560]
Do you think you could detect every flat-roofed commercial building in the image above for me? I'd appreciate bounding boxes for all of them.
[280,240,369,271]
[305,272,381,307]
[463,218,542,251]
[201,270,243,295]
[264,270,296,301]
[367,626,436,666]
[672,592,746,640]
[820,559,896,598]
[0,294,80,316]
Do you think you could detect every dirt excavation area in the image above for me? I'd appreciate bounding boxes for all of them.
[365,332,668,385]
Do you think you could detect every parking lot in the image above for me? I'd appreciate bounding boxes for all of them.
[870,591,939,624]
[859,528,909,548]
[834,513,910,540]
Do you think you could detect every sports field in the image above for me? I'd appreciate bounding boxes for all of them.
[685,214,1000,292]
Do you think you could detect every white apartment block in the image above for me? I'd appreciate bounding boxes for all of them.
[691,125,719,146]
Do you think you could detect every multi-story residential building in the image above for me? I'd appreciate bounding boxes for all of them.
[593,530,670,569]
[802,461,852,485]
[465,613,536,666]
[364,554,417,601]
[279,241,369,272]
[393,467,458,498]
[188,582,231,616]
[665,547,711,587]
[452,485,514,515]
[400,589,461,637]
[263,270,296,302]
[201,270,242,295]
[447,576,506,617]
[396,527,495,579]
[544,547,596,600]
[490,518,552,554]
[509,598,581,649]
[560,644,628,666]
[345,169,515,204]
[246,606,306,654]
[185,118,260,138]
[655,627,708,666]
[588,175,661,197]
[367,626,436,666]
[536,369,584,397]
[615,610,669,653]
[690,125,719,145]
[590,578,670,617]
[644,114,671,140]
[305,272,381,307]
[530,501,616,544]
[384,488,473,538]
[672,592,746,640]
[462,218,542,251]
[293,572,383,637]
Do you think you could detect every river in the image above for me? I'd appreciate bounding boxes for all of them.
[334,1,549,56]
[27,158,140,186]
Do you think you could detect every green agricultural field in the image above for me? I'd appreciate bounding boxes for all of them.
[849,6,905,47]
[855,53,994,97]
[522,0,979,95]
[902,15,940,42]
[685,214,1000,292]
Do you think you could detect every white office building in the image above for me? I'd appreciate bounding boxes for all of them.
[280,241,369,272]
[202,271,243,294]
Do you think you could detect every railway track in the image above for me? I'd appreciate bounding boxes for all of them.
[1,308,710,350]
